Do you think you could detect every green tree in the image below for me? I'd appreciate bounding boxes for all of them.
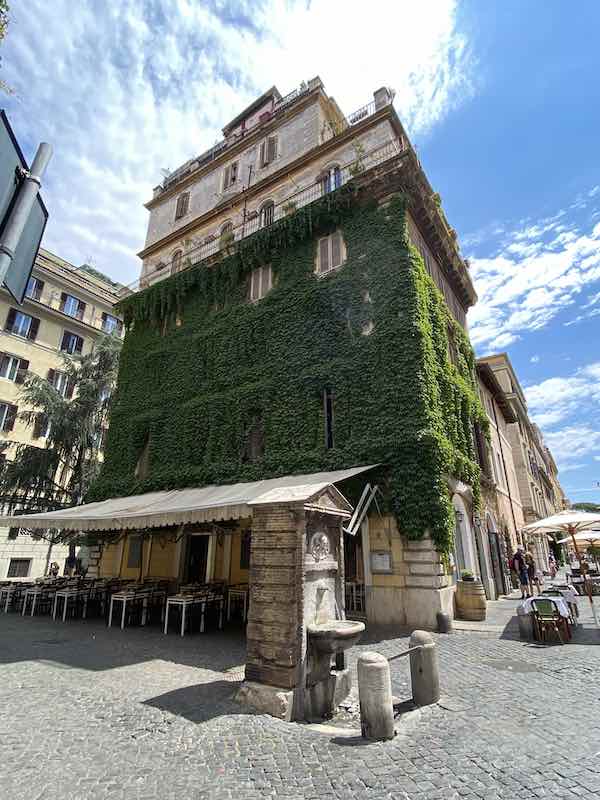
[0,1,10,94]
[0,333,121,570]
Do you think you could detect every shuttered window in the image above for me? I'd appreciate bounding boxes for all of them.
[171,250,183,273]
[60,293,86,320]
[259,136,277,167]
[223,162,238,190]
[101,313,122,335]
[60,331,84,355]
[0,402,18,432]
[259,202,275,228]
[316,232,345,274]
[25,277,44,301]
[5,309,39,340]
[175,192,190,219]
[0,354,29,384]
[7,558,31,578]
[33,412,50,439]
[48,369,74,398]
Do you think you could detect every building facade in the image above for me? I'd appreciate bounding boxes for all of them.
[0,249,125,580]
[478,352,567,572]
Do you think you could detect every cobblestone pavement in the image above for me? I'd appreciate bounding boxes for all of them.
[0,596,599,800]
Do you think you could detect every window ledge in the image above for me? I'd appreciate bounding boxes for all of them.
[315,261,346,279]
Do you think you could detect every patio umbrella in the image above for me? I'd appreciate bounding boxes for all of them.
[523,510,600,627]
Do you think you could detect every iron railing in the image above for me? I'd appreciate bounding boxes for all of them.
[345,581,367,616]
[133,136,405,293]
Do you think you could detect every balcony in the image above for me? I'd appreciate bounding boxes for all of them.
[135,136,406,292]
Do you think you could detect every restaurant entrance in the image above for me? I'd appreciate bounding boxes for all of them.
[186,535,209,583]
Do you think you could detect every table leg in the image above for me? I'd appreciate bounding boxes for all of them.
[227,592,232,622]
[243,593,247,622]
[52,594,58,621]
[63,596,68,623]
[181,604,186,637]
[164,601,170,635]
[141,596,148,626]
[200,600,205,633]
[83,594,88,620]
[121,598,127,630]
[218,598,224,630]
[31,594,37,617]
[108,596,114,628]
[3,592,7,613]
[22,592,27,616]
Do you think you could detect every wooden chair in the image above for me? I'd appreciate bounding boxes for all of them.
[532,598,571,644]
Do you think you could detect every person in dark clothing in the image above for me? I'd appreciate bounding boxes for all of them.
[512,546,529,599]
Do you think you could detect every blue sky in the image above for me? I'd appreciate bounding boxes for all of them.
[1,0,599,503]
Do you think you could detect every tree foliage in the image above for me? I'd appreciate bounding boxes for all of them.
[0,333,122,517]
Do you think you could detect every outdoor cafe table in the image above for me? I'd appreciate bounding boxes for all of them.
[22,585,58,616]
[227,584,249,623]
[518,595,571,619]
[108,587,167,630]
[52,586,91,622]
[164,590,225,637]
[0,583,30,613]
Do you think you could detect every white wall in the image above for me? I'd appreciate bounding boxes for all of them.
[0,528,71,581]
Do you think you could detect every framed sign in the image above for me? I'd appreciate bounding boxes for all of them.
[370,550,392,574]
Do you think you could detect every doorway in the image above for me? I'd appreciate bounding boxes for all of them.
[186,535,209,583]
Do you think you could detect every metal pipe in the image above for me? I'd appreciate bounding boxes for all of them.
[0,142,53,285]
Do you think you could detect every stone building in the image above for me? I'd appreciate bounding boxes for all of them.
[478,352,567,571]
[0,249,125,580]
[475,360,525,598]
[6,79,485,719]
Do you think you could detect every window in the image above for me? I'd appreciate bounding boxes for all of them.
[127,536,143,569]
[324,387,334,449]
[101,312,122,335]
[5,308,39,340]
[320,165,342,194]
[259,201,275,228]
[248,265,272,302]
[171,250,183,273]
[60,331,84,355]
[7,527,19,540]
[240,530,251,570]
[135,434,151,480]
[175,192,190,220]
[33,412,50,439]
[60,293,86,320]
[0,353,29,384]
[316,232,345,275]
[242,417,264,463]
[259,136,277,167]
[7,558,31,578]
[47,369,74,399]
[0,402,18,433]
[26,276,44,301]
[496,452,505,488]
[223,162,239,190]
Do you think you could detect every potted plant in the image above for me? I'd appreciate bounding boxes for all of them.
[460,569,475,582]
[455,570,486,621]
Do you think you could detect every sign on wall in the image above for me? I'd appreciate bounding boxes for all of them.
[370,550,393,574]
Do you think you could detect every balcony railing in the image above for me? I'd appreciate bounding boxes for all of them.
[135,136,406,293]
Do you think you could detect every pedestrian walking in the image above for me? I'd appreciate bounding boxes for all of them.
[512,546,529,599]
[525,550,540,595]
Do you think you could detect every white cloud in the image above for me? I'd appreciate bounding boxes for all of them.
[530,355,540,363]
[2,0,474,284]
[524,362,600,429]
[543,426,600,470]
[467,197,600,349]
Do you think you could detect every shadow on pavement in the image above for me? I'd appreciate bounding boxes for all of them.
[143,680,244,723]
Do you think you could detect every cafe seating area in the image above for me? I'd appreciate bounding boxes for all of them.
[0,575,249,637]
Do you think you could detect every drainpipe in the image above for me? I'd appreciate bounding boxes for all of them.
[492,398,521,547]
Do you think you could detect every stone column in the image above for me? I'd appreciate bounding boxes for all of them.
[239,503,305,720]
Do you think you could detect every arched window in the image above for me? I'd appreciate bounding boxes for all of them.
[321,165,342,194]
[259,201,275,228]
[171,250,182,273]
[175,192,189,220]
[221,221,233,234]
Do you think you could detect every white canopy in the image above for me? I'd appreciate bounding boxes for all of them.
[556,530,600,545]
[1,465,378,533]
[523,509,600,535]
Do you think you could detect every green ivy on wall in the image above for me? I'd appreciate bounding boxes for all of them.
[91,188,486,553]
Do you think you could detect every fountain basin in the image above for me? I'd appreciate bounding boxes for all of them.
[307,619,365,654]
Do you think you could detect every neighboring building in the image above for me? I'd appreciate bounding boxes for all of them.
[6,79,484,720]
[0,249,125,580]
[478,352,567,572]
[475,360,525,599]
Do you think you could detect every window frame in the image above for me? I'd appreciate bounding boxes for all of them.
[60,330,84,355]
[259,201,275,229]
[6,309,37,339]
[223,161,239,191]
[259,136,278,168]
[175,192,190,220]
[315,231,346,275]
[171,250,183,273]
[0,353,27,383]
[101,312,122,335]
[248,264,273,302]
[0,401,18,432]
[7,558,31,578]
[25,276,44,301]
[60,293,85,320]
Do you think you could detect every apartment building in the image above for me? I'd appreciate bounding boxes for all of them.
[478,352,567,571]
[0,248,125,580]
[475,360,525,598]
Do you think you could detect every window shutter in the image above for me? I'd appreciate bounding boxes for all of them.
[59,292,67,311]
[47,368,56,385]
[33,413,44,439]
[15,359,29,384]
[65,378,75,399]
[259,141,266,167]
[75,336,83,354]
[223,166,230,189]
[330,233,342,268]
[77,300,86,320]
[60,331,68,351]
[35,280,44,300]
[4,404,17,432]
[5,309,16,332]
[230,162,238,183]
[27,317,39,341]
[267,137,277,164]
[319,239,329,273]
[0,353,8,376]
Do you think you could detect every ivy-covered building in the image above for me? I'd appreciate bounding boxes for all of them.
[6,79,487,719]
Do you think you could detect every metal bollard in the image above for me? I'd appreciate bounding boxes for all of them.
[357,651,395,740]
[409,630,440,706]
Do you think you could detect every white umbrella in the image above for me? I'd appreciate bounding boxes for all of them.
[556,530,600,545]
[523,510,600,626]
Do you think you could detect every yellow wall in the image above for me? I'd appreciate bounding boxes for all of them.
[229,526,250,585]
[148,536,178,578]
[99,542,120,577]
[368,514,405,588]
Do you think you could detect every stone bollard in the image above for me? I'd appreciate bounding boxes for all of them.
[409,630,440,707]
[357,651,395,741]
